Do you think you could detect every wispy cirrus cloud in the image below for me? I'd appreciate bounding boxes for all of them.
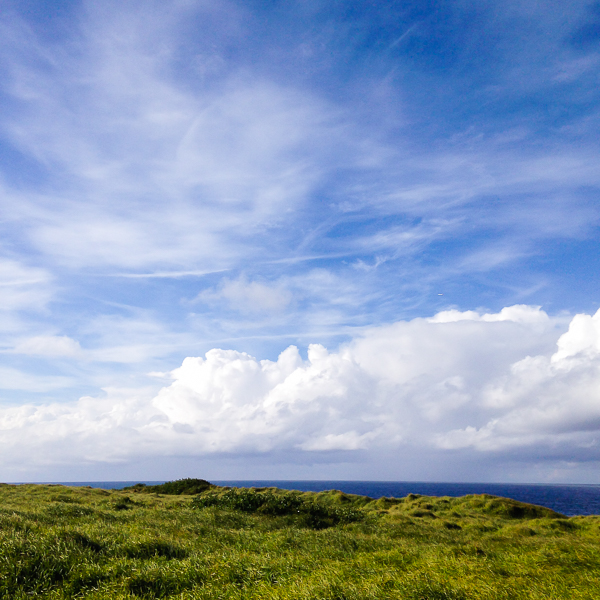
[0,4,364,273]
[0,0,599,480]
[2,0,597,280]
[12,335,82,358]
[0,259,52,313]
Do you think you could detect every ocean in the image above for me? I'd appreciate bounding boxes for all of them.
[41,480,600,517]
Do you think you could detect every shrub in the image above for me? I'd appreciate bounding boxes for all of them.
[124,478,212,495]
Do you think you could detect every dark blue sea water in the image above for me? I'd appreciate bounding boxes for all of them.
[39,479,600,516]
[213,481,600,517]
[42,480,600,517]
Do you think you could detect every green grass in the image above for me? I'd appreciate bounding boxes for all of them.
[0,481,599,599]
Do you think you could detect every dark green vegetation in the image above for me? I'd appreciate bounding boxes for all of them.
[124,479,212,496]
[0,482,599,599]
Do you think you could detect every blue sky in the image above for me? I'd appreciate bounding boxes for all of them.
[1,0,600,483]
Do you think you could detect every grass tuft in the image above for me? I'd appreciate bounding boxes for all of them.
[0,481,597,598]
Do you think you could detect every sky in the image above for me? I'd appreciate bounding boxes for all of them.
[0,0,600,483]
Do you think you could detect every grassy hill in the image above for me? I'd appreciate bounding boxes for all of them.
[0,480,599,598]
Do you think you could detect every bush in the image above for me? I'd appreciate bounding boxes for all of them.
[124,478,212,495]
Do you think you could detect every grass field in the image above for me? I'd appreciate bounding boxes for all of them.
[0,479,599,599]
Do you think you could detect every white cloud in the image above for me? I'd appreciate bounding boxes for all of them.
[0,1,599,480]
[0,5,358,272]
[0,387,158,466]
[150,343,391,453]
[79,312,194,365]
[552,311,600,362]
[299,431,377,451]
[0,258,52,313]
[428,304,550,325]
[349,305,558,389]
[13,335,82,358]
[197,276,292,313]
[0,367,74,392]
[4,304,600,476]
[2,0,595,283]
[439,308,600,452]
[0,258,54,337]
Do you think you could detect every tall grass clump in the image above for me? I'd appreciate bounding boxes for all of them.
[192,487,364,528]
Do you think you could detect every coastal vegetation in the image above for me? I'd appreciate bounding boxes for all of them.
[0,479,599,599]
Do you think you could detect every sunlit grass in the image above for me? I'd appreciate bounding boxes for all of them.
[0,481,598,598]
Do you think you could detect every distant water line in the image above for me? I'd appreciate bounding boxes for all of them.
[25,480,600,517]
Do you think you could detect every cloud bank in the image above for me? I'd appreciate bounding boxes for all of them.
[0,1,599,482]
[3,305,600,480]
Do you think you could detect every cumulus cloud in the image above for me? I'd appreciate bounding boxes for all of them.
[4,304,600,476]
[151,343,391,454]
[438,308,600,452]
